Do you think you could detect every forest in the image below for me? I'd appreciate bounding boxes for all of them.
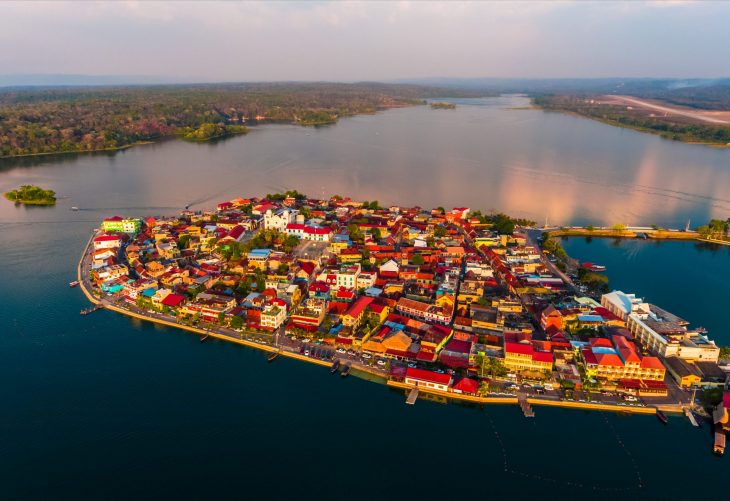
[533,95,730,145]
[0,82,473,158]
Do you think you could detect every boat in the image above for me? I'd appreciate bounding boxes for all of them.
[69,280,79,288]
[656,409,668,424]
[330,359,341,374]
[267,351,280,363]
[71,206,79,211]
[582,262,606,272]
[340,364,351,377]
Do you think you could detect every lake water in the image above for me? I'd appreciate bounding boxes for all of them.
[1,96,728,499]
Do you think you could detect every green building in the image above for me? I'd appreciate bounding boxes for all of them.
[102,216,142,234]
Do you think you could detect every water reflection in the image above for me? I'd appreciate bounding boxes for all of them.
[1,95,729,228]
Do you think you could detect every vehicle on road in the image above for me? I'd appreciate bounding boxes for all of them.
[336,348,346,354]
[304,350,310,356]
[362,353,372,359]
[376,359,386,366]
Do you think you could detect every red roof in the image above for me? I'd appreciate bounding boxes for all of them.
[505,342,533,356]
[405,368,451,385]
[640,356,664,370]
[104,216,123,221]
[582,348,598,365]
[226,225,245,240]
[596,353,624,367]
[532,351,553,363]
[453,377,479,394]
[94,235,121,242]
[161,294,186,307]
[345,296,373,318]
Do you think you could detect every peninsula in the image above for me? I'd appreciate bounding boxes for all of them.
[4,184,56,205]
[78,194,730,454]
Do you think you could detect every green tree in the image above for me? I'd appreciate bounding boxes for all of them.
[411,254,425,266]
[230,315,244,330]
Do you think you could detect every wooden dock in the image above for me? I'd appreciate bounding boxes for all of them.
[518,393,535,417]
[686,408,699,427]
[406,387,419,405]
[80,304,103,315]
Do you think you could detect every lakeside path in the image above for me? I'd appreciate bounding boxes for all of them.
[77,230,670,415]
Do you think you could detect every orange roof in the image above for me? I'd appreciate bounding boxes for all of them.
[640,356,665,370]
[596,353,624,367]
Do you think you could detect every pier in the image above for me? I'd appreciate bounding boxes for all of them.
[518,393,535,417]
[406,387,419,405]
[80,304,103,315]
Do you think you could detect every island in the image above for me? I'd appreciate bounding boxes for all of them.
[77,193,729,455]
[430,101,457,109]
[4,184,56,205]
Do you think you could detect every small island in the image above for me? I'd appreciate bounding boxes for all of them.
[4,184,57,205]
[430,101,456,109]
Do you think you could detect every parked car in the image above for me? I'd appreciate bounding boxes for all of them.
[336,347,346,354]
[362,353,372,359]
[407,363,417,368]
[304,350,310,356]
[302,338,311,343]
[376,359,386,366]
[347,349,356,356]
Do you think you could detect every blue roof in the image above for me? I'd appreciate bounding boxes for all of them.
[248,248,271,256]
[593,347,618,355]
[141,287,157,297]
[364,287,383,297]
[578,314,603,322]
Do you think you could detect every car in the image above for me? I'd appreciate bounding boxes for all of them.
[336,347,346,354]
[435,369,445,374]
[376,359,386,366]
[304,350,310,356]
[347,349,356,356]
[362,353,372,359]
[407,363,417,368]
[302,338,311,343]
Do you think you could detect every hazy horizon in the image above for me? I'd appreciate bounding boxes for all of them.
[1,1,729,84]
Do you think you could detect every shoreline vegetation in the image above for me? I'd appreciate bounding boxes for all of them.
[430,101,456,109]
[532,95,730,147]
[0,82,485,159]
[3,184,56,205]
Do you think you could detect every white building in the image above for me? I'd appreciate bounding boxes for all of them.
[260,302,287,330]
[285,223,332,242]
[264,209,296,231]
[601,291,651,321]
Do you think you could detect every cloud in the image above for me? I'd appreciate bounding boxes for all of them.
[0,0,727,81]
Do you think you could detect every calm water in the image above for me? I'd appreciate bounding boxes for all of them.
[561,237,730,345]
[1,96,728,499]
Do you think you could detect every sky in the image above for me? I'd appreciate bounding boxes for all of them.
[1,0,729,83]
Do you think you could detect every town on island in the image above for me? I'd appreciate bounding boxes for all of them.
[76,192,730,456]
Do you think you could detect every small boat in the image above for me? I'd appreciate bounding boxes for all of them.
[267,351,280,363]
[69,280,79,288]
[656,409,668,424]
[582,262,606,272]
[71,207,79,211]
[330,359,341,374]
[340,364,351,377]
